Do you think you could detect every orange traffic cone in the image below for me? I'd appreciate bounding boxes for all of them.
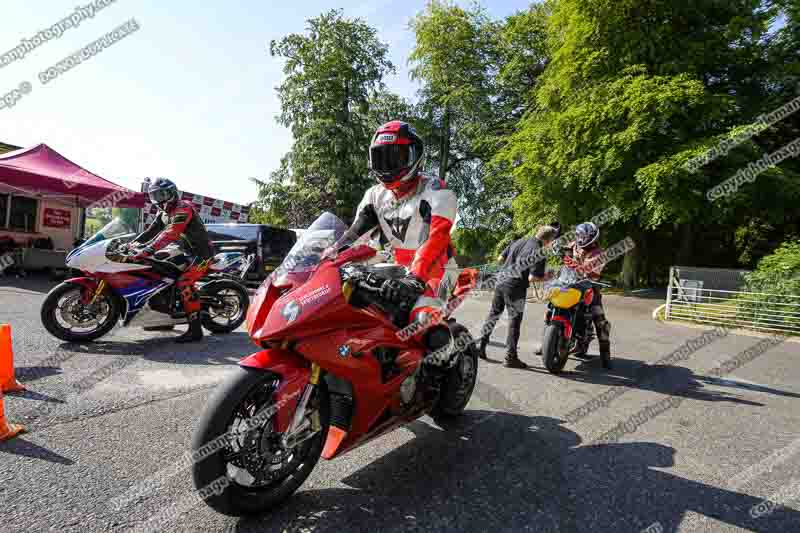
[0,324,25,393]
[0,393,24,441]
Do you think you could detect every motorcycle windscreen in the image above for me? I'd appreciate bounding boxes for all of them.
[248,212,348,337]
[273,212,349,281]
[67,217,136,262]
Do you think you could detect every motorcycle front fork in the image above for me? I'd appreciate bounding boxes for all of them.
[88,280,108,305]
[282,363,323,449]
[545,308,593,349]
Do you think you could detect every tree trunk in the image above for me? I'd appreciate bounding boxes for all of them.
[639,232,658,286]
[439,105,451,182]
[677,223,694,266]
[339,80,350,221]
[621,239,640,292]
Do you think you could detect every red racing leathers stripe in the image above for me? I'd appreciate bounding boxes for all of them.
[148,204,195,251]
[410,214,452,282]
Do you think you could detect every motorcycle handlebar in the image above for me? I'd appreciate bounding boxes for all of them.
[343,268,400,313]
[116,253,161,265]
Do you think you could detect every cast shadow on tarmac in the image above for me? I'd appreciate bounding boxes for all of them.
[556,355,800,404]
[231,412,800,533]
[0,437,74,465]
[479,346,799,405]
[48,331,254,365]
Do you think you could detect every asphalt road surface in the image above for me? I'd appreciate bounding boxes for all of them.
[2,276,800,533]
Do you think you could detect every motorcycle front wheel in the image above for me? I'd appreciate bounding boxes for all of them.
[542,323,569,374]
[40,282,120,342]
[192,367,330,516]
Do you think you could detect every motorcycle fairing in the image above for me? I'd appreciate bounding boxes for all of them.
[550,314,573,340]
[239,348,311,433]
[257,264,374,341]
[65,272,174,325]
[66,276,101,303]
[208,252,245,272]
[66,239,150,274]
[291,320,426,460]
[90,273,174,325]
[120,279,174,325]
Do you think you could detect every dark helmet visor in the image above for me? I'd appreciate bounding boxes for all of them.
[370,144,412,175]
[149,187,175,205]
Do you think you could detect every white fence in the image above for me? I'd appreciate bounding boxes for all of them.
[665,266,800,335]
[446,264,549,302]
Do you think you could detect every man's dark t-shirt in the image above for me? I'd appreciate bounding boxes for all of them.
[496,237,546,290]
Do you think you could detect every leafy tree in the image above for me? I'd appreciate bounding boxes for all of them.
[111,208,140,231]
[252,1,800,283]
[496,0,795,288]
[409,1,494,180]
[409,1,537,235]
[366,91,416,129]
[259,10,395,226]
[491,2,552,129]
[86,208,113,225]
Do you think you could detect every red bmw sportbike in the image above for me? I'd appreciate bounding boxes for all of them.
[191,213,479,516]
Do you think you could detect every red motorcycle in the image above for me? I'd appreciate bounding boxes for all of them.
[191,212,479,516]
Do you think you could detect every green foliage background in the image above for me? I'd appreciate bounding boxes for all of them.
[252,1,799,288]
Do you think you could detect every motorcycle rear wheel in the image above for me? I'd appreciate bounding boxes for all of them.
[192,367,330,516]
[542,323,568,374]
[201,280,250,334]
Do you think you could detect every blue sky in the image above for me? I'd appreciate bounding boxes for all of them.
[0,0,533,206]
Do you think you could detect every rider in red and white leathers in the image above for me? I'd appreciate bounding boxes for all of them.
[335,121,459,324]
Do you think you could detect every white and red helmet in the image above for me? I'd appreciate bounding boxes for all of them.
[369,121,424,190]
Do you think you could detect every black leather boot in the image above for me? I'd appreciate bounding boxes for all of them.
[504,354,528,369]
[176,313,204,343]
[599,341,612,369]
[477,338,489,360]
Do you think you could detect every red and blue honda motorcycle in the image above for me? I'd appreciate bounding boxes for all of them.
[40,218,249,342]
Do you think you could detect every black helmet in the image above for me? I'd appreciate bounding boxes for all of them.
[575,222,599,248]
[148,178,179,210]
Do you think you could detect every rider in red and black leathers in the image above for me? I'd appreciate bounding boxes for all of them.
[334,121,459,325]
[131,178,214,343]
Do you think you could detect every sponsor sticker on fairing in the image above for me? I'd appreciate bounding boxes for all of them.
[281,300,302,323]
[299,284,332,306]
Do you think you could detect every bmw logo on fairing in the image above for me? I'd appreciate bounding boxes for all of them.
[281,300,302,323]
[338,344,351,358]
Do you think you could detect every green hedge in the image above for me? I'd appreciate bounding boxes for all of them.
[736,240,800,333]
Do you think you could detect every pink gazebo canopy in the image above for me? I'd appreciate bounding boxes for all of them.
[0,143,146,208]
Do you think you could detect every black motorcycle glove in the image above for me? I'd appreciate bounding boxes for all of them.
[380,275,426,309]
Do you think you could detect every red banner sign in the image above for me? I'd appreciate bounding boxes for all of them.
[43,208,71,229]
